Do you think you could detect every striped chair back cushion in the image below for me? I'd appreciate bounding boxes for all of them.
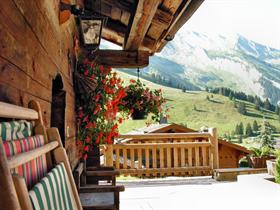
[0,120,33,141]
[29,163,78,210]
[3,135,47,189]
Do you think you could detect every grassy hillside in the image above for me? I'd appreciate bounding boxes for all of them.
[116,71,280,137]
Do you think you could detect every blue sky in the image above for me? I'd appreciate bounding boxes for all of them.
[184,0,280,49]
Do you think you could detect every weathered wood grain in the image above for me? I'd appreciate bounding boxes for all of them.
[124,0,160,51]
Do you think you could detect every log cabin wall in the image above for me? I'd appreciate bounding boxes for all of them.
[0,0,78,168]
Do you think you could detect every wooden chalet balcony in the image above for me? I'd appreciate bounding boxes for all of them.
[102,128,219,177]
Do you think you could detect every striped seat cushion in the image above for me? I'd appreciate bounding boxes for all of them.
[0,120,33,141]
[29,163,78,210]
[3,135,47,189]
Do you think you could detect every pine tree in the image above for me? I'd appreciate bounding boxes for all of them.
[260,120,274,148]
[254,96,261,110]
[264,98,271,111]
[238,102,247,115]
[275,106,280,115]
[240,122,244,135]
[253,120,258,133]
[205,87,209,92]
[235,124,240,135]
[245,123,253,137]
[229,92,233,100]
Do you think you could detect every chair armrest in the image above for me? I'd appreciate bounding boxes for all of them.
[79,185,125,193]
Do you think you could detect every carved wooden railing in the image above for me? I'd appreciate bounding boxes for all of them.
[103,128,219,177]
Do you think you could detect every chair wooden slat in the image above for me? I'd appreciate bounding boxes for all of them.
[8,141,58,169]
[0,101,38,120]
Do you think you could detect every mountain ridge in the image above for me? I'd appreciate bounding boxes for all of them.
[102,30,280,104]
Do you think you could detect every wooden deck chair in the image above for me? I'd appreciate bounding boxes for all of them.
[0,101,123,210]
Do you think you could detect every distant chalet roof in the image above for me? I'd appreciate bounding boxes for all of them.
[85,0,204,54]
[124,123,251,154]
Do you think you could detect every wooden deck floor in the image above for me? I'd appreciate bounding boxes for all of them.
[118,174,280,210]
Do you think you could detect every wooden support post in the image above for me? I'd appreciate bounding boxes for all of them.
[209,128,219,169]
[116,148,120,169]
[106,144,114,167]
[130,149,135,169]
[123,149,127,169]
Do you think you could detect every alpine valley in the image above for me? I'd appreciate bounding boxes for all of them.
[102,30,280,105]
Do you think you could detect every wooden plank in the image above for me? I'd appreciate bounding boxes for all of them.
[113,142,211,148]
[202,143,207,166]
[152,146,157,175]
[188,147,192,167]
[115,148,120,169]
[0,101,38,119]
[209,128,219,169]
[130,148,135,169]
[173,147,179,176]
[145,147,149,169]
[123,149,127,169]
[96,50,149,68]
[8,141,58,169]
[12,174,34,210]
[195,146,200,167]
[159,147,164,169]
[137,148,142,169]
[119,133,210,139]
[0,138,21,210]
[166,146,171,175]
[180,146,185,167]
[161,0,183,14]
[124,0,161,50]
[118,166,211,176]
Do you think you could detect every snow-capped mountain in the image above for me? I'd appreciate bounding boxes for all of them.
[101,30,280,104]
[148,30,280,104]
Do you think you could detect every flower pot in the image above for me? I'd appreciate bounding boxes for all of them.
[266,159,276,176]
[247,156,271,168]
[131,109,148,120]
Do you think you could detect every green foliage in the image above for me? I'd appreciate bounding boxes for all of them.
[117,71,280,135]
[264,98,272,111]
[245,123,253,136]
[120,79,167,122]
[237,102,247,115]
[249,146,272,157]
[274,149,280,159]
[253,120,259,132]
[239,158,249,167]
[275,158,280,184]
[260,120,275,148]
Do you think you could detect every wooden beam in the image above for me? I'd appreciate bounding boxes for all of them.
[96,50,149,68]
[118,132,211,139]
[124,0,161,51]
[156,0,204,52]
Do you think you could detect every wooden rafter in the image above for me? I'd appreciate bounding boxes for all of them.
[124,0,161,51]
[96,50,149,68]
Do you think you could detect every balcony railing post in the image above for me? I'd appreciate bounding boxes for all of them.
[105,144,113,167]
[209,128,219,169]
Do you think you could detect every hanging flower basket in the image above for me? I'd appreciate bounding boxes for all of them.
[131,109,148,120]
[119,79,168,122]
